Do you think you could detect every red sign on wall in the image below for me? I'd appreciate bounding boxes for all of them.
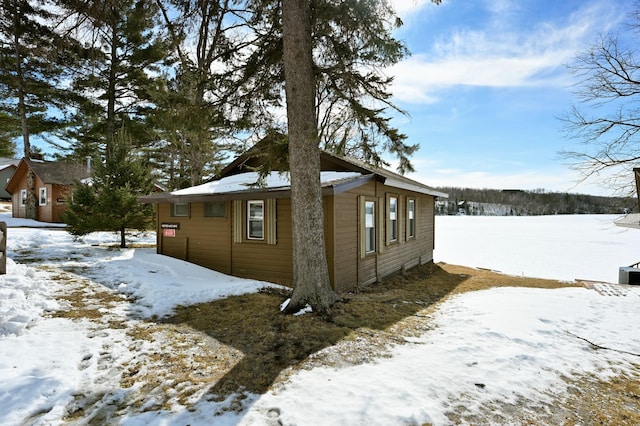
[163,229,176,238]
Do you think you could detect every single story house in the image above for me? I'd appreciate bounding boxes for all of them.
[0,159,20,200]
[5,158,90,223]
[139,149,447,292]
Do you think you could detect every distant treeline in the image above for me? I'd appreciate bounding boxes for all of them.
[435,187,638,216]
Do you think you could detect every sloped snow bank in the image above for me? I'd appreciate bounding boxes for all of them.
[0,259,59,336]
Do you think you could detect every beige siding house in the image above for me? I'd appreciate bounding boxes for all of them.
[140,150,447,292]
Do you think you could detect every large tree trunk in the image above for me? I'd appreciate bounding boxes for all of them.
[281,0,338,315]
[13,7,30,158]
[106,14,118,146]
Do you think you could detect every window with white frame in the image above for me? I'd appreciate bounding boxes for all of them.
[39,187,47,206]
[365,200,376,253]
[388,196,398,242]
[247,200,264,240]
[407,198,416,239]
[20,189,27,206]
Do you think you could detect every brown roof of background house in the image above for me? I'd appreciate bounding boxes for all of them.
[5,158,90,194]
[25,158,90,185]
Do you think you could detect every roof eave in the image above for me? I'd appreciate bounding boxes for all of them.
[383,177,449,198]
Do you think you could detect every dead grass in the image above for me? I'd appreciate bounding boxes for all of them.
[560,368,640,425]
[120,323,244,411]
[49,274,126,321]
[164,262,582,401]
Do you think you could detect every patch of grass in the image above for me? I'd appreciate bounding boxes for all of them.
[51,279,125,321]
[560,368,640,425]
[167,287,355,400]
[167,262,563,402]
[445,367,640,425]
[163,261,595,414]
[120,323,243,410]
[438,262,579,293]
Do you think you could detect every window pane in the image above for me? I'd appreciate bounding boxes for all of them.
[173,203,189,217]
[389,197,398,241]
[249,202,263,219]
[408,199,415,238]
[204,201,226,217]
[365,202,374,227]
[249,220,263,238]
[365,201,375,253]
[389,197,397,220]
[39,188,46,206]
[248,201,264,239]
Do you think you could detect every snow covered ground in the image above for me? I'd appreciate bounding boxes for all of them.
[0,213,638,425]
[435,214,640,283]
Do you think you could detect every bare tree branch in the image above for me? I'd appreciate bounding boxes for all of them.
[562,13,640,194]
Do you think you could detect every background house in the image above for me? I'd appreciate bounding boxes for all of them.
[0,159,20,200]
[140,149,447,292]
[6,158,90,223]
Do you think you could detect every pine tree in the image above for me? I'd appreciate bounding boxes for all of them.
[239,0,441,173]
[60,0,167,160]
[0,111,17,156]
[281,0,337,315]
[0,0,75,158]
[63,128,155,248]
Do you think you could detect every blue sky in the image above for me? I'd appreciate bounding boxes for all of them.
[386,0,635,195]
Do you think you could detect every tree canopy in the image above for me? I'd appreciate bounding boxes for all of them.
[1,0,425,186]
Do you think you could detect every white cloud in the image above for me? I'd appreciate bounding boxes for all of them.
[389,0,440,16]
[389,0,626,104]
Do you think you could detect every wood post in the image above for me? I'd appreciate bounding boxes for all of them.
[0,222,6,274]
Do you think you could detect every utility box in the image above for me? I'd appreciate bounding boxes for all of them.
[0,222,5,275]
[619,266,640,284]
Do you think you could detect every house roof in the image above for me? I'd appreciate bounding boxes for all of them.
[5,158,90,194]
[139,148,447,203]
[0,158,19,171]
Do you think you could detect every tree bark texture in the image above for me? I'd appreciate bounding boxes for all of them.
[281,0,337,314]
[25,170,37,221]
[13,6,30,158]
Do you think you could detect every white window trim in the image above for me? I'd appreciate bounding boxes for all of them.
[39,187,47,206]
[20,189,27,206]
[247,200,264,240]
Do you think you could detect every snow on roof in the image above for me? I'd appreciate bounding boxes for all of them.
[384,177,449,198]
[172,171,363,196]
[614,213,640,229]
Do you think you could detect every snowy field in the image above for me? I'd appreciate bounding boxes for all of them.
[0,213,639,425]
[435,214,640,283]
